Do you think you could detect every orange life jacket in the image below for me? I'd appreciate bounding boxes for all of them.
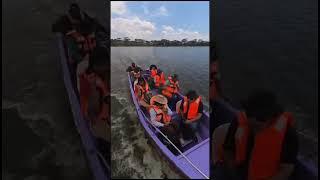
[134,83,149,100]
[182,96,202,120]
[149,105,171,124]
[150,69,158,78]
[79,72,108,121]
[234,111,294,180]
[67,30,96,54]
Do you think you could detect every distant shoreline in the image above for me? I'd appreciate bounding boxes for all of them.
[111,45,209,47]
[111,38,209,47]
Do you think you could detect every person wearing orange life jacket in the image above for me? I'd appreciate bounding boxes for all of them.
[149,94,182,153]
[214,90,298,180]
[149,64,158,78]
[176,90,204,143]
[162,74,180,99]
[79,47,110,125]
[66,21,96,57]
[134,77,151,108]
[153,69,166,88]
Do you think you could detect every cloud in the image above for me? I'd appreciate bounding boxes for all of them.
[111,1,127,15]
[147,5,169,17]
[157,5,168,16]
[111,17,156,40]
[160,25,209,41]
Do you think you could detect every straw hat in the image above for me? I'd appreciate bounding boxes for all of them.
[150,94,168,105]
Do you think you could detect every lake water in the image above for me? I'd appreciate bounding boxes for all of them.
[214,0,318,165]
[111,47,209,178]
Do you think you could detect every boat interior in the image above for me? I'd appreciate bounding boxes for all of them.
[130,70,210,155]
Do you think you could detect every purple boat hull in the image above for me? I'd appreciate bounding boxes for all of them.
[128,72,210,179]
[57,34,109,180]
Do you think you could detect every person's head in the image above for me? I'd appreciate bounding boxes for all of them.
[241,89,284,131]
[133,68,140,74]
[150,64,157,70]
[68,3,82,21]
[186,90,199,102]
[172,74,178,81]
[151,95,168,109]
[131,63,136,68]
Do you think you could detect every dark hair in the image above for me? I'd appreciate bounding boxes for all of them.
[132,62,136,67]
[133,68,140,73]
[137,77,145,85]
[149,64,157,70]
[186,90,198,100]
[172,74,178,81]
[241,89,284,122]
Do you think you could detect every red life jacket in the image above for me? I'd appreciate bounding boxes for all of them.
[79,72,108,121]
[134,83,149,100]
[234,112,294,180]
[149,105,171,124]
[182,96,202,120]
[66,30,96,54]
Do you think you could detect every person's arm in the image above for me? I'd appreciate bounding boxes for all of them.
[176,100,182,113]
[150,109,164,127]
[268,127,298,180]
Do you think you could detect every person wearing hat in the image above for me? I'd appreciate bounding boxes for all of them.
[149,94,182,153]
[149,94,173,127]
[214,89,298,180]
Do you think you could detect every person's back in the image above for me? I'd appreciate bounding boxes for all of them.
[218,90,298,180]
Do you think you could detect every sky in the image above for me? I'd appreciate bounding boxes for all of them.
[111,1,209,41]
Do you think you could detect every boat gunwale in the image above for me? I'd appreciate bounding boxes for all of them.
[57,33,109,180]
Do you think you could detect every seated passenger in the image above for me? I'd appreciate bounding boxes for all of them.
[153,69,165,89]
[79,47,109,126]
[149,95,182,153]
[149,94,172,127]
[213,90,298,180]
[134,77,151,108]
[176,90,203,143]
[162,74,180,99]
[126,62,137,73]
[149,64,158,78]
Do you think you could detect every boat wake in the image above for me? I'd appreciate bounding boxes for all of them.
[111,94,182,179]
